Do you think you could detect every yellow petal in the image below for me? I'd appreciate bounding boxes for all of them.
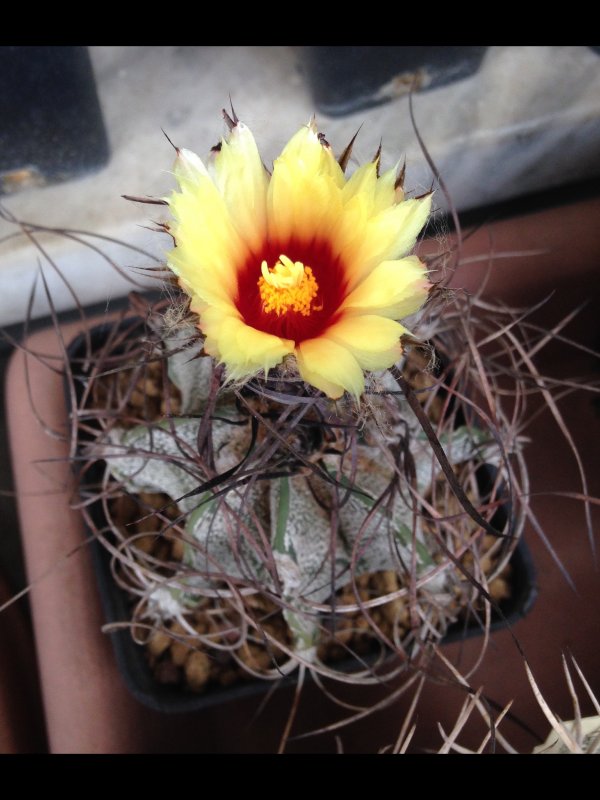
[325,314,405,371]
[296,337,364,400]
[342,161,378,211]
[289,120,346,188]
[319,142,346,188]
[373,165,399,214]
[172,147,210,188]
[340,194,432,286]
[326,162,380,252]
[169,249,236,309]
[388,193,433,257]
[213,122,268,252]
[199,306,294,380]
[267,122,344,242]
[167,174,246,300]
[342,256,430,319]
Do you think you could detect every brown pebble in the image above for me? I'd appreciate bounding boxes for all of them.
[238,642,272,672]
[170,639,192,667]
[130,389,146,407]
[381,599,402,625]
[153,541,172,562]
[479,554,493,574]
[245,593,270,611]
[148,629,172,658]
[147,359,162,376]
[167,536,184,562]
[112,493,140,525]
[161,396,181,416]
[138,492,167,509]
[192,618,208,635]
[489,577,511,601]
[170,621,188,636]
[355,616,370,631]
[261,621,289,655]
[134,534,156,554]
[377,571,406,626]
[333,627,354,645]
[143,377,162,397]
[136,512,162,534]
[164,502,180,521]
[192,602,210,620]
[185,651,211,692]
[250,643,274,671]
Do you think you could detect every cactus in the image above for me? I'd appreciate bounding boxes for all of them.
[82,117,528,684]
[94,317,513,669]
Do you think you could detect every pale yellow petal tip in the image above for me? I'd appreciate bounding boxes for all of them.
[173,147,209,186]
[219,119,257,155]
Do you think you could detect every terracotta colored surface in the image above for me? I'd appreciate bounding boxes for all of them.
[6,320,151,754]
[5,197,600,752]
[448,196,600,310]
[0,576,47,753]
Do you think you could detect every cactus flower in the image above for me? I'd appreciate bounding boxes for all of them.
[166,118,432,399]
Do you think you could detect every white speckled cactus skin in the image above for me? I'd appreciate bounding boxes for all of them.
[98,326,503,660]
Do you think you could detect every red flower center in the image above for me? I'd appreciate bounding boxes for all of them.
[235,237,348,342]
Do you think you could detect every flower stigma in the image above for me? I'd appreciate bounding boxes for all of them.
[258,254,319,317]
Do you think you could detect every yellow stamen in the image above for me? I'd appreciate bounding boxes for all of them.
[258,254,319,316]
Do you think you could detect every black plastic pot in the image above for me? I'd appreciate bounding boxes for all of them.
[0,46,109,194]
[67,320,537,713]
[299,46,488,117]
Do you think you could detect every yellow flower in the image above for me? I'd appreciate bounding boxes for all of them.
[165,118,432,400]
